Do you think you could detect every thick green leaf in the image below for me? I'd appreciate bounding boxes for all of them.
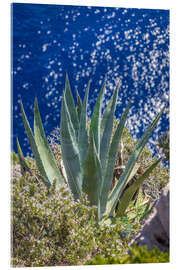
[89,78,106,155]
[107,107,165,216]
[104,162,140,218]
[60,93,82,200]
[64,73,79,141]
[99,102,131,217]
[34,98,64,187]
[16,137,30,173]
[106,162,139,217]
[116,158,161,217]
[20,100,51,188]
[109,162,140,198]
[100,80,120,173]
[78,79,91,166]
[100,98,113,140]
[76,90,82,121]
[82,135,103,207]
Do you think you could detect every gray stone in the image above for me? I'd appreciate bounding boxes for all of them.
[129,184,169,252]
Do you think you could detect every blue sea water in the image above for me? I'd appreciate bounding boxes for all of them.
[12,3,169,157]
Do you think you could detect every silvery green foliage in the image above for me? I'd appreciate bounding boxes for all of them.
[19,74,164,221]
[60,74,164,221]
[20,99,64,188]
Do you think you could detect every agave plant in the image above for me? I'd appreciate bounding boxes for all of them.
[19,99,64,189]
[18,74,164,222]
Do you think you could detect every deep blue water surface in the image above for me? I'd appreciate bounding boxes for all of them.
[12,3,169,156]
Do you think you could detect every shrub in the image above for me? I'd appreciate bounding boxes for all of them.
[11,126,169,266]
[86,244,169,265]
[12,99,169,266]
[12,171,96,266]
[157,131,170,162]
[12,165,139,267]
[116,127,169,202]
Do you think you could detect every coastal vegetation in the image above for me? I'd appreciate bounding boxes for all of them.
[11,75,169,266]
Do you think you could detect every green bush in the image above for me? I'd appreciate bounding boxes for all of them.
[12,171,94,266]
[122,244,169,263]
[12,120,169,266]
[157,131,169,162]
[12,167,139,267]
[86,244,169,265]
[119,127,169,201]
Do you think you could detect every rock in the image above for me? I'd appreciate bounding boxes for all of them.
[129,184,169,252]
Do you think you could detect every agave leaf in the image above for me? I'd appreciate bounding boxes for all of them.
[20,100,51,188]
[82,135,103,207]
[34,98,64,187]
[78,79,91,166]
[116,158,161,217]
[106,107,165,217]
[99,102,131,217]
[76,90,82,121]
[100,97,113,140]
[109,162,140,197]
[89,77,106,155]
[103,162,139,219]
[100,80,120,173]
[104,163,140,218]
[64,73,79,140]
[16,137,30,173]
[60,93,82,200]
